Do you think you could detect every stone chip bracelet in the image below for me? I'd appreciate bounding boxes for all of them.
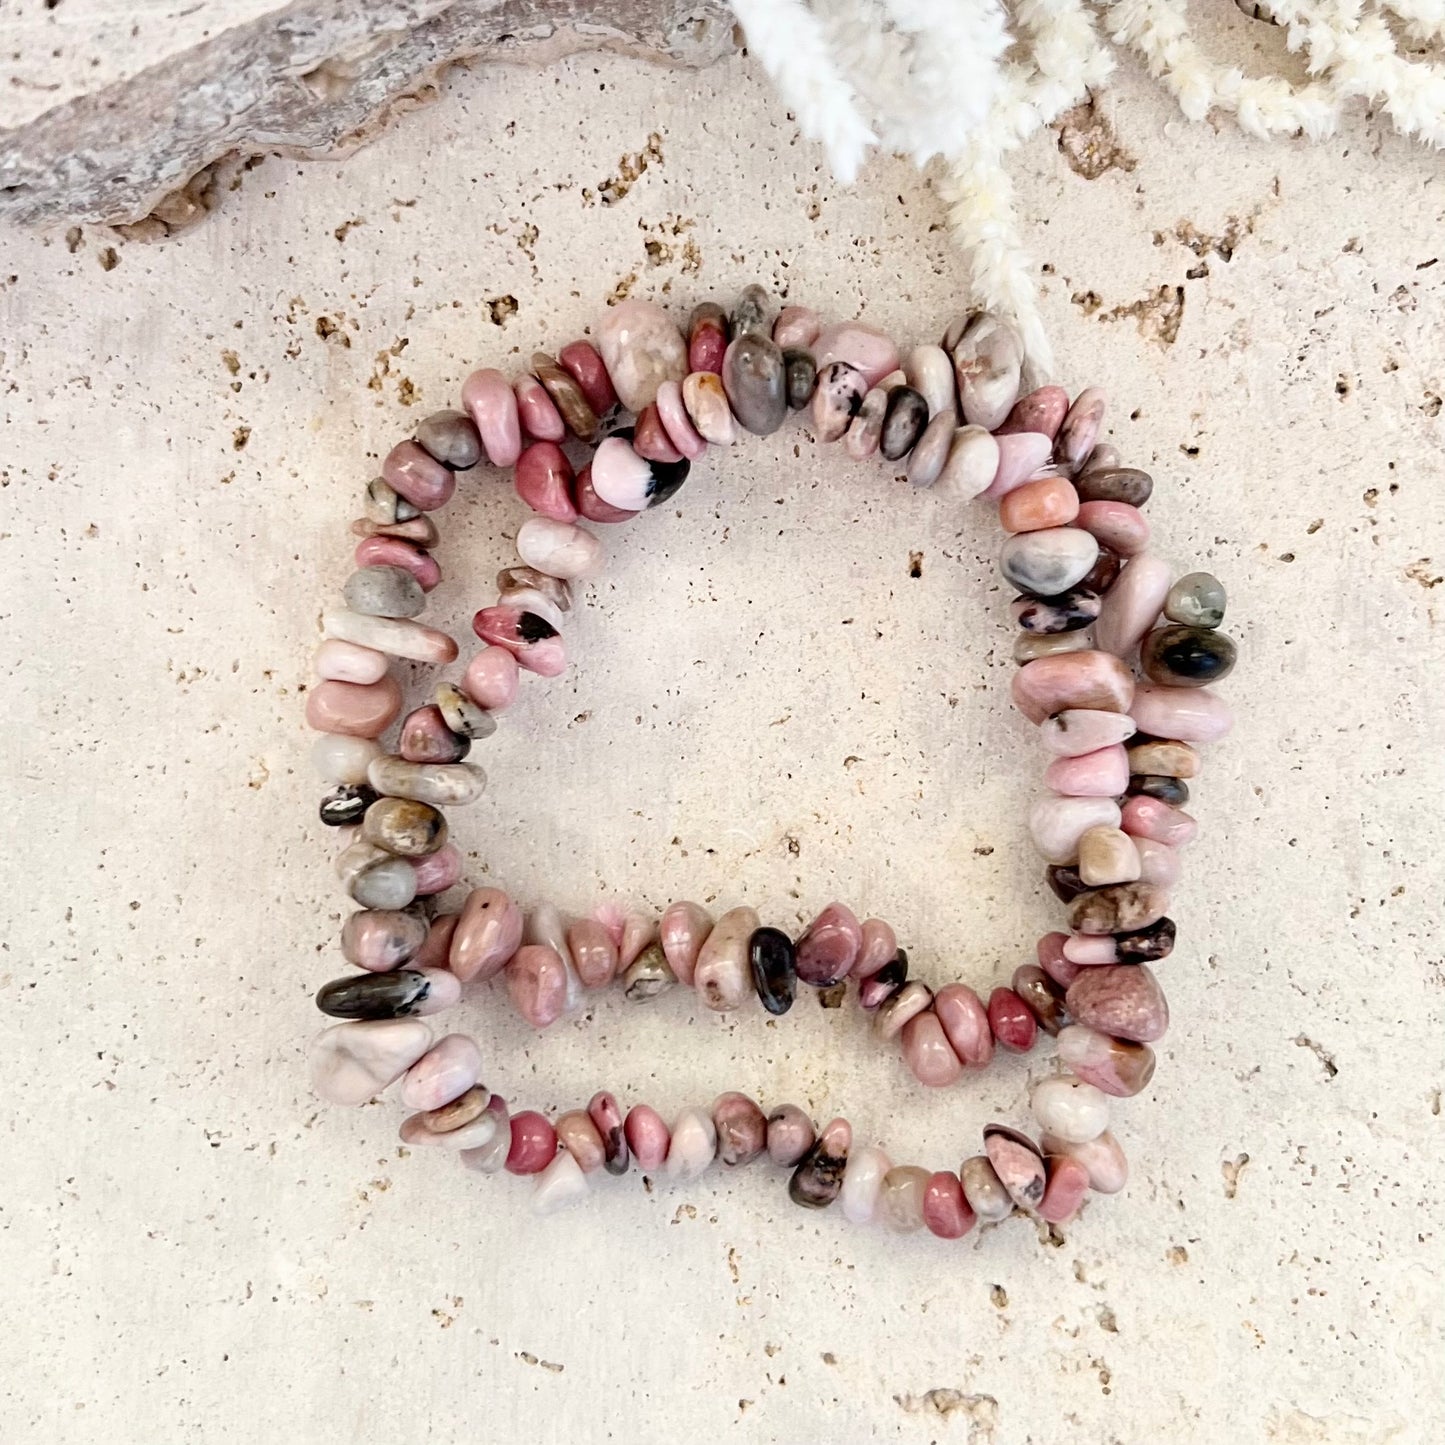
[303,286,1236,1237]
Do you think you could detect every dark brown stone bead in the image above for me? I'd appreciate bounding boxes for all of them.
[1075,466,1154,506]
[1114,917,1176,962]
[1141,624,1238,687]
[1011,964,1071,1035]
[1046,865,1092,902]
[1127,774,1191,806]
[880,385,929,460]
[315,968,432,1019]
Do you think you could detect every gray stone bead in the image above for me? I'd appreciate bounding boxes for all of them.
[414,409,483,470]
[1011,586,1101,634]
[1163,571,1227,628]
[435,682,497,740]
[1013,627,1096,664]
[951,312,1023,430]
[880,385,928,461]
[316,969,433,1020]
[783,348,817,410]
[364,477,420,525]
[343,565,425,619]
[1000,528,1100,595]
[905,410,957,487]
[721,333,787,436]
[730,283,774,340]
[622,942,676,1001]
[1140,624,1237,687]
[1076,466,1153,506]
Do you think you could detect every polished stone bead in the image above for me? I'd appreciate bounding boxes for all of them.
[713,1091,768,1166]
[1055,387,1106,473]
[901,1009,964,1087]
[633,402,683,464]
[1029,795,1123,865]
[1064,933,1117,965]
[1068,881,1170,935]
[447,887,523,983]
[382,439,456,512]
[687,302,729,375]
[558,340,619,417]
[773,305,821,349]
[951,313,1023,429]
[590,435,689,511]
[811,360,868,442]
[624,1104,670,1171]
[597,298,687,412]
[722,333,787,435]
[1013,629,1094,665]
[880,385,928,460]
[905,409,957,487]
[1121,794,1198,848]
[1078,499,1150,557]
[511,373,564,443]
[506,944,569,1028]
[1081,442,1122,474]
[550,1109,604,1174]
[904,344,956,417]
[400,1033,481,1111]
[364,476,420,526]
[983,1124,1047,1210]
[461,367,522,467]
[1014,650,1135,726]
[314,639,391,689]
[1044,743,1129,797]
[813,322,900,387]
[561,918,615,989]
[795,902,862,986]
[588,1090,630,1175]
[748,925,797,1015]
[843,386,887,459]
[682,370,738,445]
[875,979,933,1040]
[1001,527,1099,596]
[504,1110,558,1175]
[960,1154,1013,1222]
[1080,546,1122,595]
[516,516,603,579]
[1134,837,1182,889]
[401,1085,495,1149]
[1066,964,1169,1042]
[354,535,441,593]
[350,514,440,547]
[854,918,898,979]
[1128,774,1190,805]
[922,1170,975,1239]
[1115,916,1176,962]
[471,606,566,678]
[533,351,600,442]
[998,384,1070,439]
[1038,1156,1092,1223]
[987,986,1037,1052]
[657,901,711,987]
[666,1107,718,1182]
[654,377,707,459]
[730,283,773,339]
[1038,708,1136,756]
[1075,466,1153,506]
[1164,571,1227,629]
[341,907,427,971]
[1058,1023,1157,1097]
[316,968,431,1019]
[694,906,760,1011]
[432,685,494,745]
[1094,553,1171,659]
[398,705,470,765]
[513,440,576,521]
[306,674,404,740]
[459,1094,512,1173]
[783,348,817,410]
[414,409,482,470]
[1127,738,1199,778]
[308,1017,433,1105]
[933,983,993,1067]
[789,1117,851,1208]
[1077,825,1141,886]
[982,430,1053,500]
[1141,624,1237,687]
[1031,1074,1109,1143]
[322,607,457,665]
[1038,931,1084,988]
[840,1144,892,1224]
[337,841,417,910]
[1040,1129,1128,1194]
[411,843,462,896]
[1012,965,1071,1035]
[766,1105,816,1168]
[933,424,1000,501]
[1012,587,1100,634]
[362,796,447,857]
[319,783,378,828]
[1045,864,1091,902]
[859,952,907,1009]
[879,1165,931,1232]
[1130,684,1234,742]
[622,941,677,1001]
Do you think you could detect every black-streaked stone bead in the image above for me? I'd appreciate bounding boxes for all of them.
[1114,916,1176,963]
[1046,865,1092,903]
[880,385,929,460]
[1127,774,1191,806]
[730,283,774,340]
[748,926,797,1015]
[783,348,817,410]
[1012,964,1071,1035]
[788,1118,851,1208]
[1012,587,1102,635]
[858,949,907,1009]
[1140,624,1237,687]
[1164,572,1227,629]
[320,783,378,828]
[1075,466,1153,506]
[315,968,432,1019]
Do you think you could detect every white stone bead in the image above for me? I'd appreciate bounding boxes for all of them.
[314,638,390,683]
[398,1106,501,1152]
[1031,1075,1110,1144]
[515,517,603,579]
[311,733,383,785]
[931,425,999,502]
[665,1106,718,1181]
[532,1148,590,1214]
[839,1144,892,1224]
[903,344,956,417]
[1028,795,1122,865]
[322,607,457,664]
[308,1018,433,1105]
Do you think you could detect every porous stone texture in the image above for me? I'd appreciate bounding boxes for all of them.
[2,26,1444,1445]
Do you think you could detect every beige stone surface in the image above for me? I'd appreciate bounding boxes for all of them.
[3,36,1444,1445]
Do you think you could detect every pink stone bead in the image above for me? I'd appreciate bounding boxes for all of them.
[315,638,390,684]
[1135,836,1182,888]
[599,298,689,411]
[558,341,618,416]
[1037,931,1084,988]
[305,675,402,738]
[923,1170,976,1239]
[1038,709,1137,757]
[411,843,463,896]
[1012,650,1135,725]
[1058,1023,1157,1098]
[1055,387,1106,473]
[982,431,1053,500]
[400,1033,482,1111]
[713,1091,768,1166]
[1078,499,1150,557]
[413,913,460,971]
[1122,794,1199,847]
[795,902,862,986]
[1041,1129,1128,1194]
[588,1090,629,1173]
[1130,684,1234,743]
[514,441,577,522]
[624,1104,671,1171]
[462,367,522,467]
[1038,1155,1092,1223]
[412,967,464,1016]
[853,918,898,979]
[901,1009,964,1087]
[504,1110,557,1175]
[998,475,1080,533]
[984,1126,1047,1211]
[555,1109,607,1173]
[514,373,565,442]
[399,704,468,764]
[933,983,994,1067]
[1044,743,1129,797]
[812,322,900,387]
[1063,933,1118,964]
[566,917,619,988]
[988,986,1037,1052]
[472,606,566,677]
[574,461,639,524]
[633,402,684,463]
[618,912,656,970]
[766,1104,816,1167]
[354,535,442,592]
[462,645,520,711]
[382,439,455,512]
[996,385,1070,439]
[687,314,728,376]
[654,378,707,460]
[659,901,712,986]
[1094,553,1171,659]
[1028,795,1122,864]
[506,944,570,1028]
[773,305,822,349]
[341,908,428,971]
[1065,964,1169,1043]
[450,886,524,983]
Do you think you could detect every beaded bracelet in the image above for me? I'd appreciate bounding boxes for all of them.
[304,288,1236,1238]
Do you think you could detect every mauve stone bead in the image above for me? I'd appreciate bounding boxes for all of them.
[1134,836,1181,888]
[880,385,929,460]
[315,638,390,686]
[988,986,1037,1052]
[1055,388,1106,473]
[315,968,431,1019]
[981,430,1053,500]
[342,907,428,971]
[306,674,403,739]
[533,351,600,442]
[506,944,570,1028]
[383,439,456,512]
[399,704,469,765]
[412,912,459,972]
[795,902,862,986]
[952,312,1022,429]
[462,646,520,711]
[812,360,868,442]
[401,1084,494,1146]
[874,979,933,1040]
[713,1091,768,1166]
[308,1017,433,1105]
[1041,1129,1128,1194]
[1001,527,1100,596]
[984,1124,1047,1211]
[789,1117,851,1208]
[1029,795,1122,865]
[415,409,482,470]
[588,1090,630,1174]
[854,918,897,979]
[722,333,788,436]
[514,441,577,522]
[901,1008,964,1087]
[694,906,760,1011]
[905,409,956,487]
[1131,684,1233,742]
[659,900,712,987]
[879,1165,932,1232]
[773,305,821,349]
[575,462,634,526]
[1038,1156,1092,1223]
[350,514,439,546]
[1038,931,1085,988]
[749,925,797,1015]
[1044,743,1129,797]
[361,796,447,857]
[323,607,457,665]
[903,344,956,417]
[625,1104,671,1171]
[1012,964,1071,1035]
[450,887,524,983]
[599,298,688,412]
[410,842,462,896]
[400,1033,481,1111]
[633,402,684,464]
[843,386,887,459]
[655,377,707,459]
[933,983,994,1067]
[1075,466,1153,506]
[1095,553,1172,659]
[1115,916,1176,963]
[999,475,1081,534]
[354,535,441,592]
[514,373,564,442]
[1063,933,1117,964]
[1038,708,1136,756]
[1031,1074,1109,1144]
[687,302,729,375]
[813,322,900,387]
[840,1143,892,1224]
[1078,499,1150,557]
[960,1154,1013,1222]
[923,1170,976,1239]
[1082,442,1122,474]
[1058,1023,1157,1097]
[1013,650,1135,725]
[1066,964,1169,1042]
[997,384,1070,439]
[859,952,908,1010]
[1080,546,1122,595]
[1068,881,1171,935]
[1122,795,1198,848]
[566,917,619,988]
[505,1110,557,1175]
[766,1105,815,1167]
[665,1108,718,1182]
[472,606,566,678]
[934,424,1000,501]
[558,340,618,416]
[730,283,773,339]
[555,1109,607,1173]
[462,367,522,467]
